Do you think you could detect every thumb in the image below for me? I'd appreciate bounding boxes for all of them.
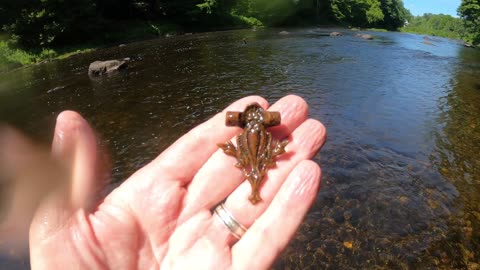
[51,111,110,211]
[30,111,110,243]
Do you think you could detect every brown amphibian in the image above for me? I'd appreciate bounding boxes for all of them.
[218,103,288,204]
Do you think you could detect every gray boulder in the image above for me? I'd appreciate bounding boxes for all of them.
[88,60,128,76]
[356,34,374,40]
[330,32,343,37]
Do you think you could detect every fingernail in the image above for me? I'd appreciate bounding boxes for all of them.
[52,111,85,158]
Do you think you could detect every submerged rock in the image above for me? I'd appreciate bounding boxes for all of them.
[330,31,343,37]
[423,40,435,46]
[356,34,374,40]
[279,31,290,35]
[88,59,128,76]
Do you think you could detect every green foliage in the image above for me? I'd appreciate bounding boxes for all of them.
[365,0,385,24]
[228,0,265,27]
[402,14,466,40]
[326,0,410,29]
[0,41,35,67]
[458,0,480,44]
[197,0,218,14]
[0,40,64,72]
[249,0,298,25]
[458,0,480,23]
[0,38,100,72]
[329,0,385,27]
[378,0,410,29]
[230,14,264,27]
[3,0,95,49]
[57,48,94,60]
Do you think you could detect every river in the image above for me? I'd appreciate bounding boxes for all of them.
[1,28,479,269]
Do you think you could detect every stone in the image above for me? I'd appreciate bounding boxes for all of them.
[88,60,128,76]
[464,43,475,48]
[356,34,374,40]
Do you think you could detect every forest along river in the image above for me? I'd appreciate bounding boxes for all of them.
[1,28,480,269]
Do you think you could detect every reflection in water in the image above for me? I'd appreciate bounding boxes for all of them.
[430,47,480,267]
[0,29,480,269]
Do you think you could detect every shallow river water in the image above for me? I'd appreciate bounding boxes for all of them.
[1,28,480,269]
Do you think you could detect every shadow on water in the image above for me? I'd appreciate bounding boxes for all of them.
[1,28,480,269]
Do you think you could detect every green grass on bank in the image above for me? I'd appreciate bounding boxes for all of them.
[399,14,476,44]
[400,26,479,46]
[0,21,182,73]
[366,28,389,32]
[400,27,462,40]
[0,40,97,73]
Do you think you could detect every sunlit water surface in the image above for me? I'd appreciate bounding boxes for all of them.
[1,28,479,269]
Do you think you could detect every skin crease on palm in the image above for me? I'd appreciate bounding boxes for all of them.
[0,95,326,269]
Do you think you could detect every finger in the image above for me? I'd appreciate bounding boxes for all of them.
[31,111,107,242]
[51,111,110,211]
[231,160,321,270]
[0,126,64,255]
[182,95,310,217]
[205,119,325,244]
[139,96,268,185]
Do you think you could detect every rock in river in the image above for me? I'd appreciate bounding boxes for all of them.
[356,34,374,40]
[88,59,128,76]
[330,32,343,37]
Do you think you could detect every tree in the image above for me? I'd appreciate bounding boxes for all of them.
[378,0,409,29]
[249,0,300,26]
[327,0,384,27]
[3,0,96,48]
[365,0,384,24]
[458,0,480,44]
[402,14,466,39]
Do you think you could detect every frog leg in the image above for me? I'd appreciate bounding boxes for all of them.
[249,191,262,204]
[263,138,288,169]
[248,170,262,204]
[218,136,248,169]
[272,139,288,158]
[217,141,237,157]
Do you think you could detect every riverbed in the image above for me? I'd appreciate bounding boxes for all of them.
[1,28,479,269]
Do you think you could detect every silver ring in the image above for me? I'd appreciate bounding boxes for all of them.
[213,203,247,240]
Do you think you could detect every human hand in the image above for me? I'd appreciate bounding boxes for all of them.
[26,95,326,269]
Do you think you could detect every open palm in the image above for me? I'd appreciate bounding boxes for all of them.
[29,95,326,269]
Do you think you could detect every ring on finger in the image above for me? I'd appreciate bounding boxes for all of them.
[213,202,247,240]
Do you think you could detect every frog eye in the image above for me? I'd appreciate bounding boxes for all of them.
[245,111,257,121]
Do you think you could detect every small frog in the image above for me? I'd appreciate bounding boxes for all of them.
[218,103,288,204]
